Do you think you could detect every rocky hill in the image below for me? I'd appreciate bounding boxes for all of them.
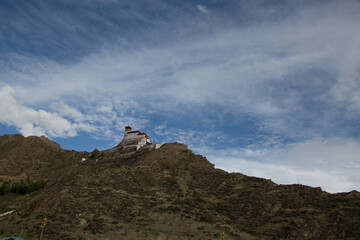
[0,134,359,240]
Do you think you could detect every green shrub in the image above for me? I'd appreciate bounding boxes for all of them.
[11,180,26,194]
[0,182,10,195]
[9,179,46,195]
[90,148,100,159]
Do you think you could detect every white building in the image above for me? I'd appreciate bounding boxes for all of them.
[122,126,159,150]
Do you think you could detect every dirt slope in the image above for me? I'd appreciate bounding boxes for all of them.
[0,134,359,240]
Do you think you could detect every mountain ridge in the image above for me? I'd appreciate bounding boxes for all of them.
[0,134,359,239]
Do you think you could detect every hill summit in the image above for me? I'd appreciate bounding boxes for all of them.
[0,134,359,240]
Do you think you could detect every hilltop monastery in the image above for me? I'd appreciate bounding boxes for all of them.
[80,125,161,164]
[121,126,161,150]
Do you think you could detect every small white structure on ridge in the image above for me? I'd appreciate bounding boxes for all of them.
[122,126,161,150]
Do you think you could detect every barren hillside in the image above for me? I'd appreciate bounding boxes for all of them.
[0,134,359,240]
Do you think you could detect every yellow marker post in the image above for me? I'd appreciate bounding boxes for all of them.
[219,224,226,240]
[40,216,47,240]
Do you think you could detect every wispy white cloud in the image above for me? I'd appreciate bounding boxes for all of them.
[0,85,147,140]
[151,122,235,150]
[205,138,360,193]
[2,0,359,140]
[197,4,212,14]
[0,85,92,137]
[51,102,86,122]
[330,34,360,115]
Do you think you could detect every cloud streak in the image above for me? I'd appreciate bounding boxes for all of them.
[206,138,360,193]
[197,4,212,14]
[0,85,92,137]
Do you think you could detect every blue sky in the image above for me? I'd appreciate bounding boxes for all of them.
[1,0,360,193]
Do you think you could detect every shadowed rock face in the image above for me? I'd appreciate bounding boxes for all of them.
[0,134,359,240]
